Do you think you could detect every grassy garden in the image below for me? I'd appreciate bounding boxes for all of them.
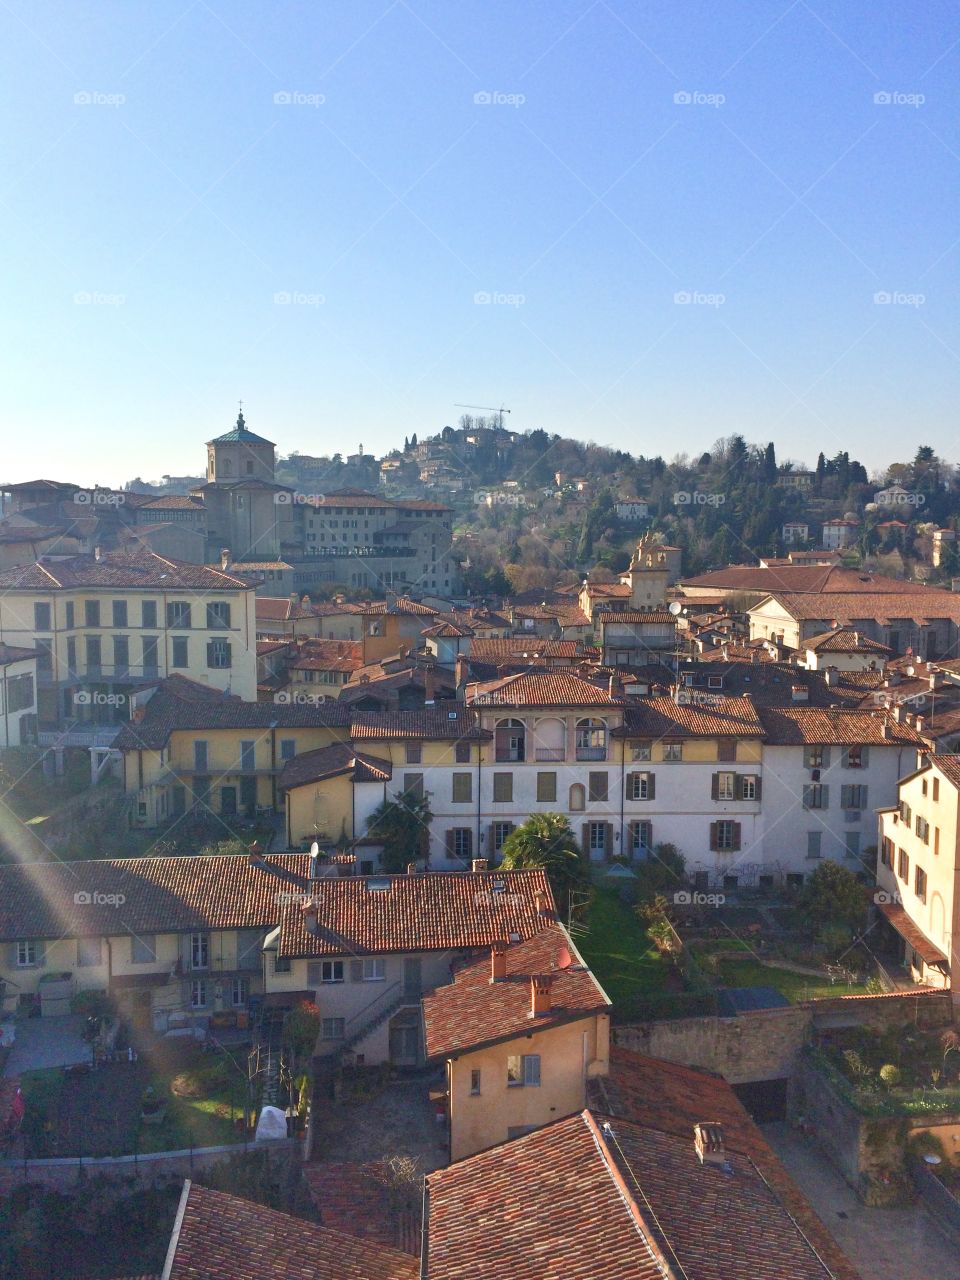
[576,887,676,1009]
[714,957,869,1002]
[811,1026,960,1116]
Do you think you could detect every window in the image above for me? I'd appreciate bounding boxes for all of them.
[711,820,741,852]
[113,635,129,676]
[65,601,75,629]
[207,601,232,629]
[844,745,867,768]
[495,719,526,763]
[191,933,209,969]
[844,831,861,860]
[575,718,607,761]
[803,784,828,810]
[740,776,758,801]
[402,773,424,799]
[207,639,232,669]
[34,638,52,674]
[230,977,247,1007]
[450,828,473,859]
[537,772,557,802]
[240,740,255,771]
[493,773,513,803]
[708,675,724,690]
[897,848,909,881]
[803,746,827,769]
[922,779,928,797]
[132,934,156,963]
[916,816,930,844]
[190,979,207,1009]
[588,772,608,802]
[167,601,191,629]
[77,937,102,967]
[933,777,940,802]
[194,741,208,773]
[143,635,159,672]
[33,602,51,631]
[85,635,101,673]
[715,772,736,801]
[632,742,652,762]
[7,673,34,712]
[448,772,472,804]
[273,955,291,974]
[807,831,822,859]
[112,599,127,628]
[663,742,683,762]
[362,957,386,982]
[630,820,652,854]
[142,600,158,628]
[84,600,100,628]
[900,801,912,824]
[880,836,893,867]
[405,741,422,765]
[16,940,38,967]
[507,1053,541,1087]
[470,1069,481,1095]
[492,821,513,852]
[172,636,188,668]
[935,827,941,855]
[320,960,344,983]
[629,772,653,801]
[915,866,927,903]
[280,739,296,761]
[588,822,607,854]
[322,1017,345,1040]
[455,741,471,763]
[717,739,736,762]
[840,785,868,811]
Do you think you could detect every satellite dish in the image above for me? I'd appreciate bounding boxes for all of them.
[310,841,320,857]
[668,601,682,616]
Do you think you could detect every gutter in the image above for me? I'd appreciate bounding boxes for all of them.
[161,1178,191,1279]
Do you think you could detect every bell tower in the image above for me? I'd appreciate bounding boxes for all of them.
[628,537,669,610]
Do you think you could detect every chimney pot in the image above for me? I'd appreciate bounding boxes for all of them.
[406,861,418,876]
[220,547,231,570]
[530,974,553,1018]
[490,940,507,983]
[694,1121,726,1166]
[248,841,263,864]
[534,889,551,917]
[302,899,318,934]
[471,858,488,874]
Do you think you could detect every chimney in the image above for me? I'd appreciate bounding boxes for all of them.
[220,547,231,570]
[882,718,891,739]
[750,648,759,664]
[455,653,468,692]
[915,716,925,735]
[406,861,418,875]
[530,975,553,1018]
[694,1122,726,1167]
[302,898,318,934]
[824,667,838,687]
[301,594,311,608]
[247,841,264,866]
[608,673,623,699]
[893,704,904,723]
[490,940,507,983]
[534,889,552,918]
[424,668,436,704]
[791,684,808,704]
[471,858,488,873]
[929,671,939,691]
[93,544,103,562]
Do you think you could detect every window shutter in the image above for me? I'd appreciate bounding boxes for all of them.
[860,745,869,767]
[581,823,591,855]
[711,773,719,800]
[445,829,455,858]
[841,785,851,809]
[37,940,46,968]
[487,824,496,854]
[753,776,762,802]
[732,823,742,852]
[822,747,831,769]
[860,785,867,808]
[822,785,829,808]
[222,643,232,669]
[604,822,613,856]
[307,962,322,985]
[647,773,655,801]
[206,640,215,666]
[803,746,812,768]
[644,820,653,849]
[8,943,17,968]
[626,772,637,800]
[350,959,363,983]
[709,822,718,851]
[628,820,637,851]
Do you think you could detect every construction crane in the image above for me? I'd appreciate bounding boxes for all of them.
[454,403,511,430]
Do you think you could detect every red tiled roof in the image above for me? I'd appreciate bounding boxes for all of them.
[256,597,363,621]
[932,754,960,789]
[278,869,554,959]
[466,670,622,708]
[804,627,892,654]
[595,610,678,625]
[357,598,439,617]
[757,590,960,623]
[469,638,598,662]
[683,564,933,595]
[278,743,392,790]
[422,925,609,1058]
[166,1180,417,1279]
[290,639,363,671]
[0,548,253,591]
[757,706,925,746]
[349,708,485,740]
[618,695,765,738]
[876,902,947,967]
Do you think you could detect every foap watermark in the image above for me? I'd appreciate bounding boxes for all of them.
[674,290,725,307]
[874,290,925,308]
[673,490,725,507]
[74,890,126,906]
[74,90,125,108]
[73,489,126,506]
[674,890,725,907]
[474,290,525,307]
[873,91,925,108]
[474,491,527,507]
[276,891,315,906]
[877,490,926,507]
[274,90,325,107]
[274,291,324,306]
[274,690,330,706]
[275,490,325,506]
[474,891,524,907]
[74,291,125,307]
[873,889,903,905]
[74,690,127,707]
[674,90,725,108]
[473,90,525,107]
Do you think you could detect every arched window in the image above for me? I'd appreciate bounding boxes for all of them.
[569,783,585,812]
[575,717,607,761]
[495,717,525,763]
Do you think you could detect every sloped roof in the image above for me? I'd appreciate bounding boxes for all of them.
[422,925,609,1058]
[757,706,925,746]
[0,548,253,592]
[207,412,274,446]
[278,743,392,790]
[682,564,933,595]
[617,696,765,739]
[165,1180,416,1280]
[278,869,554,959]
[805,628,892,654]
[469,638,598,662]
[876,901,948,967]
[755,591,960,623]
[466,670,622,708]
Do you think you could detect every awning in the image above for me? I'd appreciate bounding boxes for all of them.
[261,990,314,1009]
[877,900,949,969]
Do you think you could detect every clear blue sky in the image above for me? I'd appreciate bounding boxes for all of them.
[1,0,957,483]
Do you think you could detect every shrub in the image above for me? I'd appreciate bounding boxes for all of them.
[879,1064,902,1090]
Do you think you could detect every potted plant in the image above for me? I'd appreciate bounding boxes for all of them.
[140,1085,167,1125]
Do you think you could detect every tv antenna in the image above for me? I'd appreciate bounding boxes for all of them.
[454,403,512,430]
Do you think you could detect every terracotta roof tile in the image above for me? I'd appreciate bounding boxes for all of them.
[422,925,609,1058]
[758,590,960,623]
[0,548,252,592]
[166,1180,417,1279]
[932,753,960,789]
[618,695,765,738]
[469,638,599,662]
[278,743,392,790]
[466,671,623,707]
[757,706,925,745]
[683,564,933,595]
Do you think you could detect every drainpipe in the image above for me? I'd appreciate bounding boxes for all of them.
[419,1178,430,1280]
[476,731,482,866]
[619,732,625,858]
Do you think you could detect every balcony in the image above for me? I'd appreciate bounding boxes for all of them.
[575,746,607,762]
[535,748,565,762]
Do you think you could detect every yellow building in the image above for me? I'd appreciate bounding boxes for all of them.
[0,547,259,730]
[422,925,611,1160]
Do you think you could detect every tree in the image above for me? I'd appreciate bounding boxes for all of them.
[366,790,433,872]
[283,1000,322,1067]
[797,861,866,934]
[498,813,588,910]
[763,442,777,483]
[410,432,418,449]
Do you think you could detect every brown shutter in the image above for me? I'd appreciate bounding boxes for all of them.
[753,776,762,802]
[647,773,655,801]
[604,822,613,857]
[582,822,591,856]
[732,822,742,852]
[860,745,870,767]
[487,824,496,854]
[711,773,719,800]
[445,829,455,858]
[626,772,637,800]
[822,747,831,769]
[709,822,719,851]
[627,820,637,854]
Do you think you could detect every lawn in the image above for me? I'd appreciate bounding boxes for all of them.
[717,958,868,1002]
[576,888,673,1006]
[140,1051,251,1152]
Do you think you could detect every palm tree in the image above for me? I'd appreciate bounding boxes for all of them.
[498,813,588,911]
